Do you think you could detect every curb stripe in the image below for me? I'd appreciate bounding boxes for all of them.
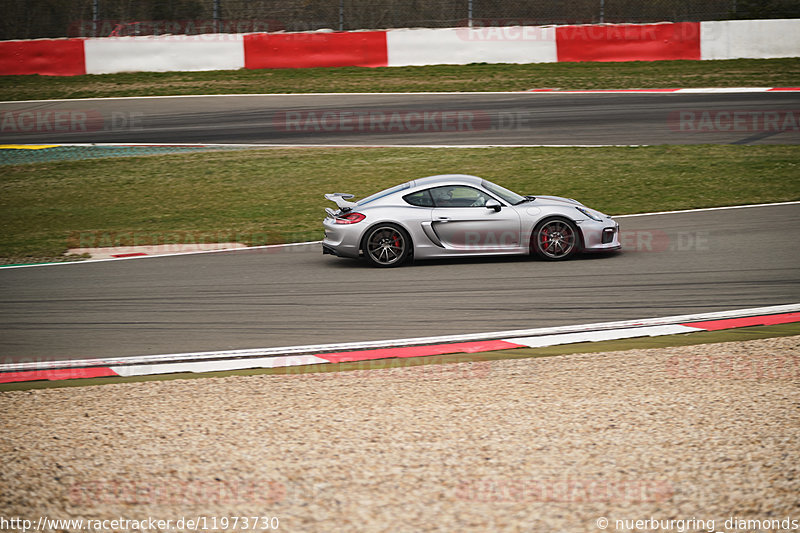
[0,367,118,384]
[2,304,798,373]
[681,312,800,331]
[504,324,702,348]
[111,354,330,377]
[525,88,800,94]
[2,305,798,384]
[528,88,679,93]
[316,340,523,364]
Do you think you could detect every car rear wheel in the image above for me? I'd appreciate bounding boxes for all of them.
[532,218,580,260]
[363,224,411,267]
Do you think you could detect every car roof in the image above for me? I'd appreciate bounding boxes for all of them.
[409,174,484,187]
[356,175,489,208]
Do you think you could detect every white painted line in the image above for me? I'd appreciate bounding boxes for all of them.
[0,240,321,269]
[674,87,773,93]
[3,303,797,372]
[614,201,800,218]
[504,324,702,348]
[0,92,535,104]
[67,242,247,260]
[111,354,329,377]
[1,87,796,104]
[4,142,652,149]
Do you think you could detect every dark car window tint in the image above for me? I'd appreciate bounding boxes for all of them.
[429,185,492,208]
[403,190,434,207]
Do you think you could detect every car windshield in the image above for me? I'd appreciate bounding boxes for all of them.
[481,180,526,205]
[357,182,411,206]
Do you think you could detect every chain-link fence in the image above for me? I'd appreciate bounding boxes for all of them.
[3,0,800,40]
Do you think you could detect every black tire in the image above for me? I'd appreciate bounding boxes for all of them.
[531,218,581,261]
[362,224,412,267]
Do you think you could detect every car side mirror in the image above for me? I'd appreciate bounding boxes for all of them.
[485,199,502,212]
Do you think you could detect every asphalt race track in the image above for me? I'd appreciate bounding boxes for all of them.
[2,92,799,364]
[1,204,798,364]
[1,92,799,145]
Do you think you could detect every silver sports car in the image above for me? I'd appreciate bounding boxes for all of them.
[322,174,620,267]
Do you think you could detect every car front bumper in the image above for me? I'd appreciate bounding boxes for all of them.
[579,219,621,252]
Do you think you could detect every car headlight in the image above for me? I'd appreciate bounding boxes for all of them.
[575,207,604,222]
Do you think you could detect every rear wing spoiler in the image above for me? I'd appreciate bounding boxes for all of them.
[324,193,358,211]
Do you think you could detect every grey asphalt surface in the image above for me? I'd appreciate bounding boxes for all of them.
[1,204,798,364]
[1,92,799,145]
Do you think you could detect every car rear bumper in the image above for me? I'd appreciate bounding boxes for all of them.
[322,217,362,258]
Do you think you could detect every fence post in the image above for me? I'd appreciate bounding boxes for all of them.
[339,0,344,31]
[468,0,473,28]
[600,0,605,23]
[92,0,99,37]
[213,0,220,33]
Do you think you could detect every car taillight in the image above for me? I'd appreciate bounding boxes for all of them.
[335,212,366,224]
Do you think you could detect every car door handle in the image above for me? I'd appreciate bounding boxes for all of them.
[435,216,451,222]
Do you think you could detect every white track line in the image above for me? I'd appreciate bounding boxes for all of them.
[1,87,797,104]
[0,241,320,269]
[676,87,775,93]
[0,92,537,104]
[614,200,800,218]
[6,142,652,148]
[112,354,330,377]
[2,303,797,372]
[505,324,702,347]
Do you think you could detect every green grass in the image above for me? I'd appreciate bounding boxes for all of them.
[1,58,799,101]
[1,145,798,262]
[2,322,797,391]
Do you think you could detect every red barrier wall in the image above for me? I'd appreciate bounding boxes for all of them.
[556,22,700,62]
[243,31,388,69]
[0,39,86,76]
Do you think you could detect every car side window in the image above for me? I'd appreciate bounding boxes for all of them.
[429,186,491,207]
[403,190,434,207]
